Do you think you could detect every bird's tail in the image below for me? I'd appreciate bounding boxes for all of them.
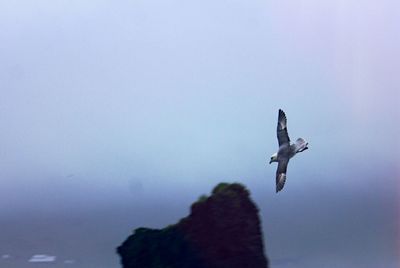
[295,138,308,152]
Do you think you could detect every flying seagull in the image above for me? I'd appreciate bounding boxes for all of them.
[269,109,309,192]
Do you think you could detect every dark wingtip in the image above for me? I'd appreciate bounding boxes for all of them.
[278,109,286,119]
[276,184,282,193]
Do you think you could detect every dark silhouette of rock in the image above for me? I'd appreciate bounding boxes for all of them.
[117,183,269,268]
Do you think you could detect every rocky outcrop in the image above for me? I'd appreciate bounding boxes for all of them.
[117,183,268,268]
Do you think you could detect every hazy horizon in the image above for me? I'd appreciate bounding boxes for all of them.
[1,1,399,267]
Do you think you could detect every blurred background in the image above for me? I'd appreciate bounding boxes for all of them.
[0,0,399,267]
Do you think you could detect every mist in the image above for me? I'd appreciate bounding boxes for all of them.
[1,0,399,267]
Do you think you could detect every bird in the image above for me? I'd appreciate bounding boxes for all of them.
[269,109,309,192]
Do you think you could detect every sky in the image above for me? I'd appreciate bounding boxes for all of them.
[0,0,399,267]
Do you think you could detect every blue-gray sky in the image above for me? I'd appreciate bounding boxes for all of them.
[1,1,399,267]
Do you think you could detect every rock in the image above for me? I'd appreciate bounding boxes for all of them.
[117,183,268,268]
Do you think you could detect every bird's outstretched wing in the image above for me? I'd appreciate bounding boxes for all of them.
[276,158,289,192]
[277,109,290,146]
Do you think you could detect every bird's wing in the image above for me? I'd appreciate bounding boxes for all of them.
[277,109,290,146]
[276,158,289,193]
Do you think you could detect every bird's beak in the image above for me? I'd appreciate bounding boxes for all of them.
[269,160,272,164]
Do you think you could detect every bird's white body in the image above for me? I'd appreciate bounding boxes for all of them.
[270,138,308,163]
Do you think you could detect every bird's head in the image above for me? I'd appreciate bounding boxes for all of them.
[269,153,278,164]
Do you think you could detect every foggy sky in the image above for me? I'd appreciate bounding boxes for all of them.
[0,1,399,267]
